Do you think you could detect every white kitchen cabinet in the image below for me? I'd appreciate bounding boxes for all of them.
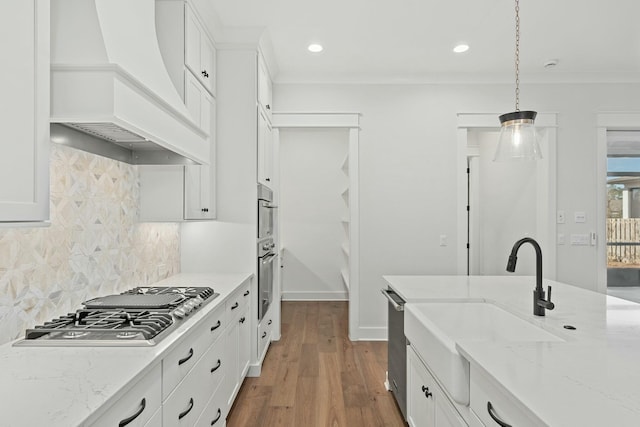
[139,163,215,221]
[185,3,216,96]
[257,305,275,363]
[185,71,214,133]
[258,109,274,186]
[407,346,467,427]
[89,364,162,427]
[257,54,272,120]
[469,364,540,427]
[0,0,49,222]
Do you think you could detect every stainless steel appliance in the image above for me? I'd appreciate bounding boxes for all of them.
[258,183,276,239]
[14,286,218,347]
[382,288,408,420]
[258,238,276,321]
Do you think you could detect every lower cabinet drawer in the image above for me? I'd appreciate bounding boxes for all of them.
[258,315,273,359]
[195,383,227,427]
[89,364,161,427]
[469,367,541,427]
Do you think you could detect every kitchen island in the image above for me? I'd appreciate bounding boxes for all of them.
[384,275,640,426]
[0,273,252,427]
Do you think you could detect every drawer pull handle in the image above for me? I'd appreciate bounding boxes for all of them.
[231,302,239,310]
[178,348,194,366]
[211,408,222,425]
[262,332,267,339]
[118,398,146,427]
[243,290,250,297]
[268,319,272,326]
[211,359,222,373]
[421,385,432,398]
[178,398,195,420]
[487,401,512,427]
[239,316,246,324]
[210,320,221,332]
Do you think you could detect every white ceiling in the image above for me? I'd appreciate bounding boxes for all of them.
[209,0,640,83]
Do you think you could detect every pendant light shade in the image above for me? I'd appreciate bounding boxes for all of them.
[494,110,541,161]
[494,0,541,162]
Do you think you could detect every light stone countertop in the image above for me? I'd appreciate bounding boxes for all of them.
[384,275,640,426]
[0,272,252,427]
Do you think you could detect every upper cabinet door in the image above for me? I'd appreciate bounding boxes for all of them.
[257,55,272,120]
[184,4,215,96]
[0,0,49,222]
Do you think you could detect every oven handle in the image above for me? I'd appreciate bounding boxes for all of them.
[261,253,277,265]
[381,289,405,312]
[260,201,278,209]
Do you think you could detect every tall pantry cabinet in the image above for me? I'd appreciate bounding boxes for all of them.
[0,0,50,222]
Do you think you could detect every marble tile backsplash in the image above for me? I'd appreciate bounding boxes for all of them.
[0,144,180,345]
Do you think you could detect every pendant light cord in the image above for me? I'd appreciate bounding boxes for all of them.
[514,0,520,112]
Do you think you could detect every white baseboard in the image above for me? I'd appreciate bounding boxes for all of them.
[353,326,387,341]
[281,291,348,301]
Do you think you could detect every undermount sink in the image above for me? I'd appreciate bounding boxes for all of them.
[404,301,563,405]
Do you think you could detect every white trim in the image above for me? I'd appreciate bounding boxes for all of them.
[273,113,361,341]
[272,112,360,128]
[281,291,349,301]
[353,327,387,341]
[457,113,558,279]
[595,112,640,294]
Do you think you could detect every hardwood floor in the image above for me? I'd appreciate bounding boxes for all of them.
[227,301,406,427]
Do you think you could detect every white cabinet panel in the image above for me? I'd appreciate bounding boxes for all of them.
[257,54,272,120]
[257,109,274,186]
[89,364,162,427]
[0,0,49,222]
[408,346,467,427]
[184,3,215,95]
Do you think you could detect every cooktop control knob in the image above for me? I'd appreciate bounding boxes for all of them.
[192,296,204,307]
[173,307,186,319]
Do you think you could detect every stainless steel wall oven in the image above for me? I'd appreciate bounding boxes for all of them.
[257,183,277,321]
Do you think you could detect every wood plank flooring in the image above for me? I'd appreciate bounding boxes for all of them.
[227,301,406,427]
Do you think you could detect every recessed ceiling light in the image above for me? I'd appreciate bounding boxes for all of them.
[308,43,324,53]
[453,44,470,53]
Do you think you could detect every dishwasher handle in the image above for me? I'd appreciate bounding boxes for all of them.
[381,289,405,312]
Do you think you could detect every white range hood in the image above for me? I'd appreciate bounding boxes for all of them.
[50,0,209,165]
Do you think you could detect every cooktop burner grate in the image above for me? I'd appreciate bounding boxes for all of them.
[24,310,173,341]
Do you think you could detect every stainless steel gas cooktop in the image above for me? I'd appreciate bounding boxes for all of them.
[13,286,219,347]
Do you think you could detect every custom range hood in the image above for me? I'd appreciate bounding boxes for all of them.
[50,0,208,165]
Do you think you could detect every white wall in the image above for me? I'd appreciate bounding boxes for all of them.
[279,128,349,300]
[274,81,640,336]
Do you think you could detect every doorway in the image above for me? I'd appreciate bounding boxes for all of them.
[272,113,361,340]
[457,113,557,278]
[603,130,640,302]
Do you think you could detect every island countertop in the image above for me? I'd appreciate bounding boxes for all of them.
[384,275,640,426]
[0,272,252,427]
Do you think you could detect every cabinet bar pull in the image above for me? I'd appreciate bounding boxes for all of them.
[231,302,239,310]
[210,320,221,332]
[239,316,246,324]
[243,290,250,296]
[421,385,432,398]
[211,408,222,425]
[268,319,272,326]
[487,402,512,427]
[178,398,195,420]
[178,348,194,365]
[211,359,222,373]
[262,332,267,339]
[118,398,146,427]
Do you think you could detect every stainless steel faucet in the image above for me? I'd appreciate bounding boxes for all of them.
[506,237,555,316]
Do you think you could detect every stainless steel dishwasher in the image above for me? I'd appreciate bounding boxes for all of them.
[381,288,407,420]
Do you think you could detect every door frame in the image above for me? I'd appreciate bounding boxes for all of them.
[271,112,361,340]
[456,113,558,278]
[596,112,640,293]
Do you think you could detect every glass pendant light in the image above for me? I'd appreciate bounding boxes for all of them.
[494,0,541,162]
